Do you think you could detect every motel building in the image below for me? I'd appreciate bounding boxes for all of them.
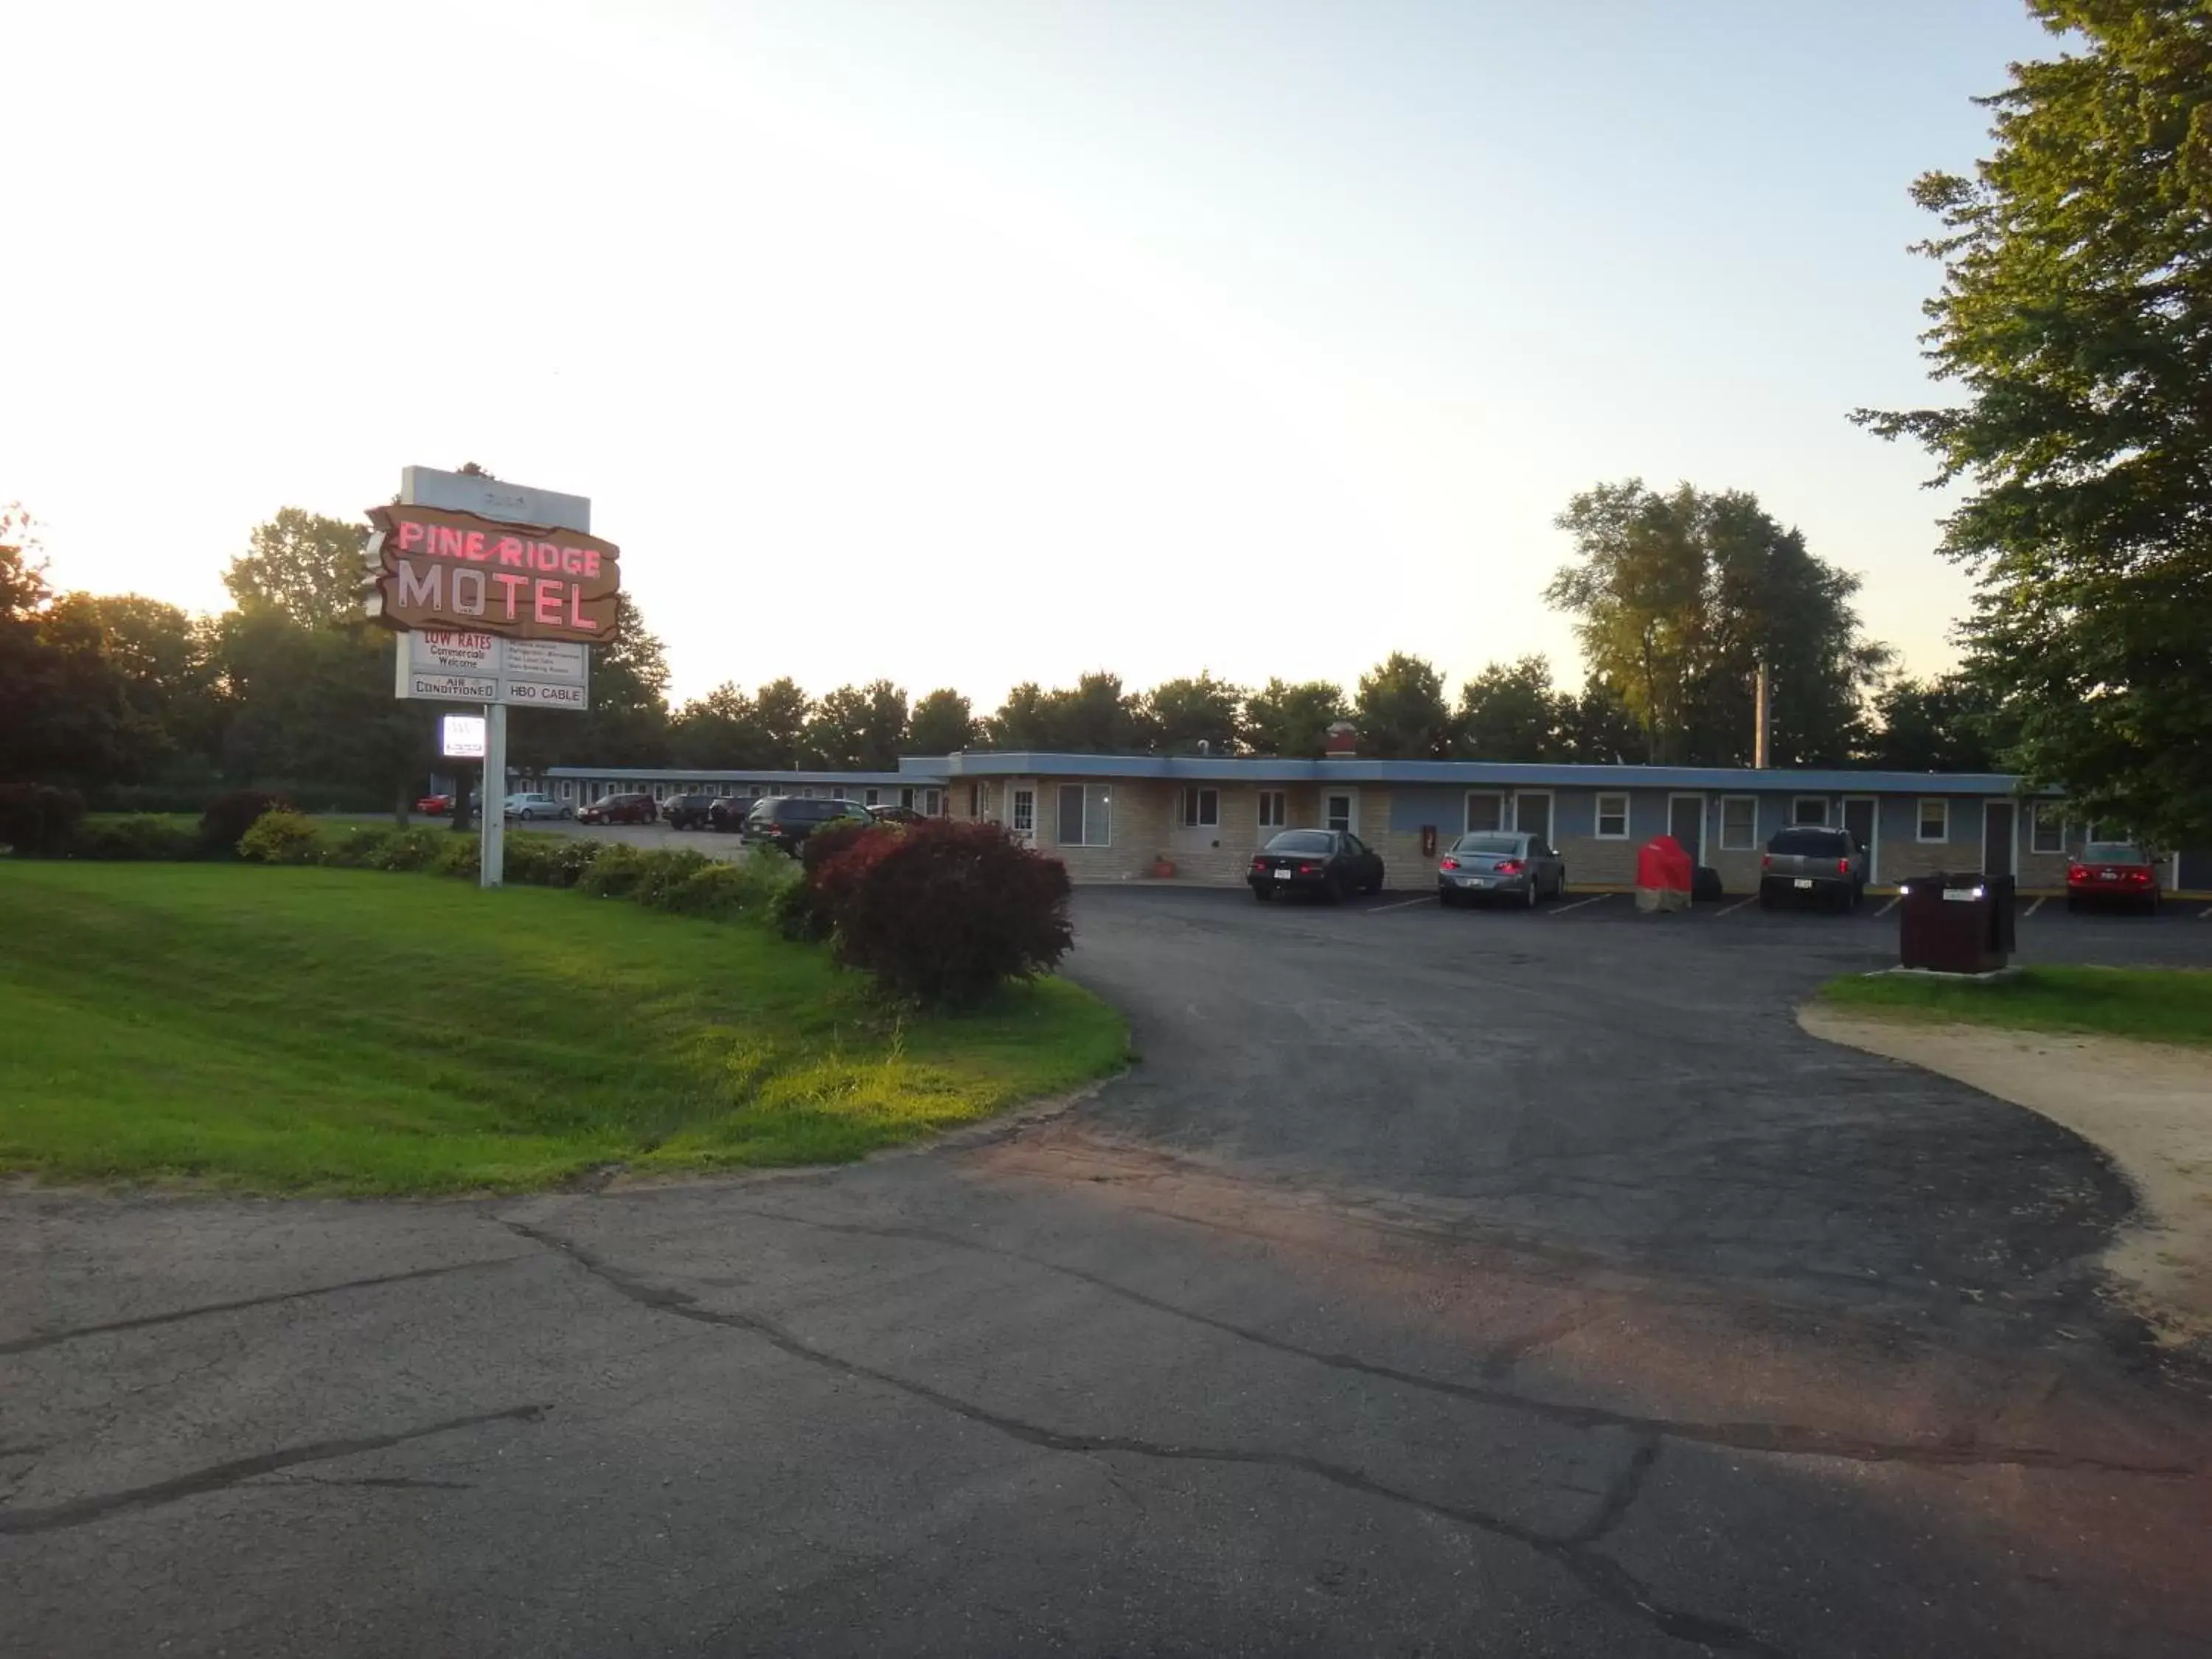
[521,738,2211,898]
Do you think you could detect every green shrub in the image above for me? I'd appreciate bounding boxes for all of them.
[69,815,202,861]
[632,849,713,910]
[0,784,86,856]
[237,810,322,865]
[504,832,603,888]
[200,789,292,853]
[650,850,796,920]
[374,827,447,872]
[321,826,399,868]
[433,834,482,878]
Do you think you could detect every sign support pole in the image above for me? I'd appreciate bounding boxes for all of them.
[480,701,507,889]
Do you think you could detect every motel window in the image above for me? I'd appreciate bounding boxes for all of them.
[1595,793,1630,840]
[1719,796,1757,852]
[1057,783,1112,847]
[865,787,880,806]
[2030,804,2065,855]
[925,788,945,816]
[1792,797,1829,827]
[831,787,847,801]
[1917,799,1949,843]
[1257,790,1287,829]
[1180,786,1220,828]
[1464,792,1505,834]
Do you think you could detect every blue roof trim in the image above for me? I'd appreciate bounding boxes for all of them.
[901,751,2036,796]
[538,767,943,786]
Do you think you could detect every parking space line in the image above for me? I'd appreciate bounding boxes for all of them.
[2026,897,2046,918]
[2199,903,2212,922]
[1366,895,1437,914]
[1712,897,1756,917]
[1874,897,1899,917]
[1548,893,1614,916]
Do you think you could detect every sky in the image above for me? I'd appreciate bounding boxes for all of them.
[2,0,2056,709]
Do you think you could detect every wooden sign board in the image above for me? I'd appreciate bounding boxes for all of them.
[366,503,622,644]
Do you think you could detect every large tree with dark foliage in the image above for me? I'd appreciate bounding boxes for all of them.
[1863,673,2012,773]
[906,687,975,755]
[1353,653,1453,759]
[1854,1,2212,845]
[1454,655,1568,762]
[1239,678,1347,757]
[1546,479,1888,766]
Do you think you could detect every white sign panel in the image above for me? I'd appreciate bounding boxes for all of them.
[395,633,589,710]
[441,714,487,759]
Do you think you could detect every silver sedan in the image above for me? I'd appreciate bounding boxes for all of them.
[1436,832,1568,908]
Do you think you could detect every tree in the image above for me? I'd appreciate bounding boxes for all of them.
[1454,656,1567,762]
[1240,678,1346,757]
[223,508,367,630]
[990,683,1055,749]
[907,687,975,754]
[1545,480,1888,765]
[508,594,671,769]
[855,679,908,770]
[1864,673,2011,773]
[1852,3,2212,846]
[1141,672,1244,754]
[806,684,872,770]
[753,678,813,771]
[1353,653,1452,759]
[1556,675,1649,765]
[0,507,145,787]
[669,683,773,771]
[1051,672,1148,752]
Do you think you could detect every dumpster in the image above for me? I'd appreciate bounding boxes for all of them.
[1899,872,2015,973]
[1635,835,1693,914]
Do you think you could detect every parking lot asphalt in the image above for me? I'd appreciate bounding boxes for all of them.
[4,889,2210,1657]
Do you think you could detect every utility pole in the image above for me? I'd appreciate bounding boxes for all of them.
[1753,658,1772,770]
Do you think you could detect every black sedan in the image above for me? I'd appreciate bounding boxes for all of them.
[1248,830,1385,902]
[662,793,720,830]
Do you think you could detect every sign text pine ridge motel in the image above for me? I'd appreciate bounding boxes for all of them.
[366,468,617,888]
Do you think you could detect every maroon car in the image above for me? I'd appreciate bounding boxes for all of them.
[577,792,658,825]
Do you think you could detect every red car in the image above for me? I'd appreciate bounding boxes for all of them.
[2067,841,2161,913]
[415,793,453,816]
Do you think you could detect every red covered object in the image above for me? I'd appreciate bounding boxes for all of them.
[1637,835,1694,893]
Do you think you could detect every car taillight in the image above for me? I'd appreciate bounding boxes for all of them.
[1251,857,1267,872]
[1495,859,1523,875]
[1761,854,1772,869]
[1837,858,1850,875]
[1439,856,1459,871]
[2067,864,2086,883]
[1298,863,1321,875]
[2129,868,2152,883]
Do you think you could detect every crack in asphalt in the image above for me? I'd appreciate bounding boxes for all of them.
[0,1405,548,1535]
[496,1216,1793,1659]
[1568,1437,1663,1546]
[0,1256,534,1356]
[257,1473,476,1492]
[716,1205,2204,1481]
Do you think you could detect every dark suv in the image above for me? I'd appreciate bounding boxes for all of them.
[742,796,871,855]
[662,793,720,830]
[577,792,658,826]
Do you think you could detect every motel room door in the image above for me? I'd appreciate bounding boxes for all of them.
[1843,796,1878,884]
[1007,779,1038,849]
[1667,794,1704,865]
[1982,800,2016,879]
[1324,788,1360,837]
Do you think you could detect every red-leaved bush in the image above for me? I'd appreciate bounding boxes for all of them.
[815,818,1072,1008]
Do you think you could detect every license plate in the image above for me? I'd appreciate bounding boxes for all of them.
[1793,878,1814,889]
[2098,872,2117,880]
[1942,888,1978,902]
[1273,869,1292,880]
[1470,877,1492,887]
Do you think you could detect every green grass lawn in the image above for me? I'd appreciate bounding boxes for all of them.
[0,861,1127,1194]
[1818,964,2212,1048]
